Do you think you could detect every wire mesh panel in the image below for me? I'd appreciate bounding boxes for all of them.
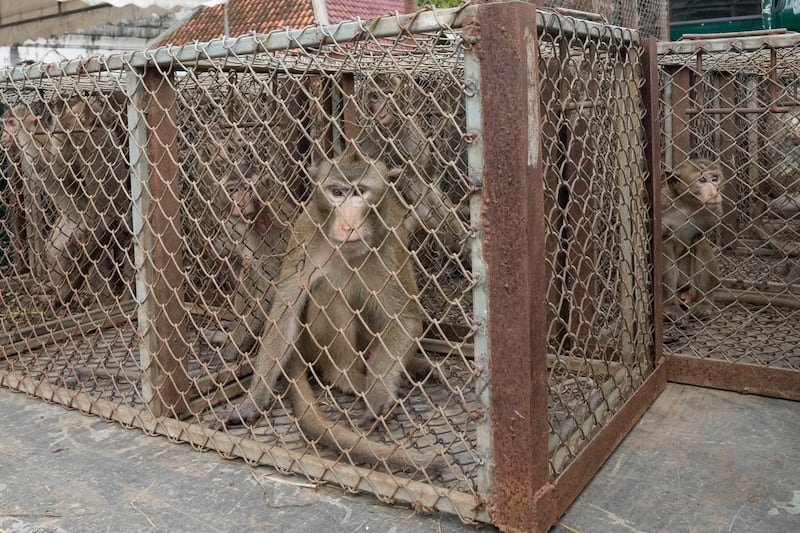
[542,0,669,39]
[538,12,657,482]
[0,4,660,531]
[658,32,800,400]
[0,69,138,402]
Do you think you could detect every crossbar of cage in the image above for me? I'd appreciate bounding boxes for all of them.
[658,31,800,56]
[0,6,641,85]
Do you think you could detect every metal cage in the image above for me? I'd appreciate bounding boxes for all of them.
[658,31,800,400]
[0,4,661,530]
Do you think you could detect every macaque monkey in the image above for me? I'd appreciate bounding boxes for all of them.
[3,93,131,305]
[3,102,81,294]
[194,134,295,356]
[357,75,468,256]
[1,106,31,270]
[207,161,293,354]
[211,162,286,309]
[214,147,444,472]
[3,103,60,193]
[49,90,131,303]
[661,159,724,322]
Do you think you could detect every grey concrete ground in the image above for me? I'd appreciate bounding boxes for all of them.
[554,384,800,533]
[0,383,798,533]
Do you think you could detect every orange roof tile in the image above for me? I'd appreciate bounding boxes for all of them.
[327,0,406,24]
[158,0,407,47]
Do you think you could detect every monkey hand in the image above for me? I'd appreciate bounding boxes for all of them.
[663,301,686,325]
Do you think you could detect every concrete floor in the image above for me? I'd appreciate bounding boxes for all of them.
[0,383,797,532]
[554,383,800,533]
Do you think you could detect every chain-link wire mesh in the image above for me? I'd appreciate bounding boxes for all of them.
[658,33,800,387]
[0,5,657,527]
[538,12,654,478]
[542,0,668,39]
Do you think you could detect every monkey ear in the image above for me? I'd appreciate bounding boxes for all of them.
[664,171,678,188]
[307,164,319,183]
[80,106,97,129]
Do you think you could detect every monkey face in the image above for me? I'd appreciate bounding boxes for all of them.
[226,179,257,220]
[5,108,48,149]
[1,117,17,149]
[366,89,396,128]
[690,169,723,205]
[323,182,376,252]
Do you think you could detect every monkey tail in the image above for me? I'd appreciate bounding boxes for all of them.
[287,372,445,474]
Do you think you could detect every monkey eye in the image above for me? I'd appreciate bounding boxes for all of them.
[355,185,369,197]
[329,186,346,198]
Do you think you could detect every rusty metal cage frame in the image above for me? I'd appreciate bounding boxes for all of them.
[658,31,800,401]
[0,4,666,531]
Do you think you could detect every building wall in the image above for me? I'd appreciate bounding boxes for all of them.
[0,11,191,68]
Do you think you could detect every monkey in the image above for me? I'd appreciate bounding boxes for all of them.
[3,94,131,306]
[3,103,62,196]
[356,75,468,257]
[47,91,132,304]
[192,133,296,356]
[204,161,294,353]
[1,106,32,272]
[210,162,285,310]
[3,102,82,294]
[661,159,725,322]
[213,147,444,472]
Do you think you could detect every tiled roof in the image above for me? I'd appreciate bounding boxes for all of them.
[326,0,406,24]
[159,0,407,47]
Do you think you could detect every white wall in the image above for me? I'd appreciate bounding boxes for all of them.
[0,11,192,68]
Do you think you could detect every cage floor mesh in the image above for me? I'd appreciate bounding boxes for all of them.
[664,251,800,370]
[0,309,637,490]
[664,303,800,370]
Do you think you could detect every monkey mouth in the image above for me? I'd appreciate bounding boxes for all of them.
[337,238,366,248]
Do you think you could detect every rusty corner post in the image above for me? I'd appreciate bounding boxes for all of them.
[128,65,190,419]
[464,2,551,531]
[640,37,665,363]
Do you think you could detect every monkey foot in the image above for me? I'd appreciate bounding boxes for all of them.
[209,403,263,430]
[686,303,717,321]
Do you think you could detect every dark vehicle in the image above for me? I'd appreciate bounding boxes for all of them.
[670,0,800,39]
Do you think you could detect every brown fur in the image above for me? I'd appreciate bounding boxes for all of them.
[357,75,467,256]
[194,135,296,357]
[49,92,132,304]
[214,147,444,472]
[661,159,724,322]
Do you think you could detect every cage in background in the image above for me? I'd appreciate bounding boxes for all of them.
[658,31,800,400]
